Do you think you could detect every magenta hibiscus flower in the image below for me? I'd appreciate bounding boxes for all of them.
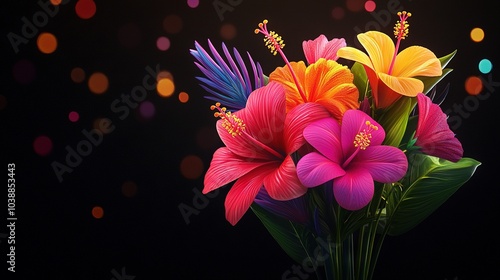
[203,82,331,225]
[302,34,346,64]
[414,93,463,162]
[296,110,408,210]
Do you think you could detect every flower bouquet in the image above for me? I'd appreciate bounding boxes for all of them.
[190,11,481,280]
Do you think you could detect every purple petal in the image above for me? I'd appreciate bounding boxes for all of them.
[333,169,374,210]
[341,110,385,157]
[303,117,343,163]
[254,187,309,224]
[351,146,408,183]
[296,152,345,187]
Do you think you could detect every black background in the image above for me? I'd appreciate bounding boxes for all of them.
[1,0,498,279]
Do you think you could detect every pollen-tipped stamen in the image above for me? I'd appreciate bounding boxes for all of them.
[255,20,307,102]
[343,121,379,168]
[388,11,412,75]
[210,102,284,159]
[211,102,246,137]
[354,121,378,150]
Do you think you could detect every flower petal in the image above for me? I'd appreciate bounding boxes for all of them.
[254,187,309,224]
[302,35,346,64]
[337,46,374,71]
[351,146,408,183]
[216,118,278,160]
[333,169,374,210]
[284,102,331,153]
[303,117,343,163]
[415,93,463,162]
[269,61,307,110]
[217,83,287,160]
[393,46,442,78]
[263,155,307,200]
[224,165,273,225]
[303,59,360,120]
[340,110,385,157]
[296,152,345,188]
[356,31,395,73]
[203,148,269,193]
[191,40,256,110]
[377,73,424,97]
[239,82,286,151]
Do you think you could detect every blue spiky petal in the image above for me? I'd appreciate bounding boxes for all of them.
[190,39,266,111]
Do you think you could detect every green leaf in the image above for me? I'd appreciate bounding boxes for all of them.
[418,68,453,95]
[263,74,269,85]
[351,62,369,101]
[399,115,418,149]
[376,96,413,147]
[386,154,481,236]
[251,203,318,265]
[438,49,457,69]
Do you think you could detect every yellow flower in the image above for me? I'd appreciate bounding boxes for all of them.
[337,12,442,109]
[269,58,359,121]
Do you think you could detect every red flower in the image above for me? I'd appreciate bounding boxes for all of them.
[203,82,330,225]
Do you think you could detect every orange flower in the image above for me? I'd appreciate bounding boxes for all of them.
[269,58,359,121]
[255,20,359,121]
[337,11,442,109]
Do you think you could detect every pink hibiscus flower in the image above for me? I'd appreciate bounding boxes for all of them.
[296,110,408,210]
[302,34,346,64]
[203,81,331,225]
[414,93,463,162]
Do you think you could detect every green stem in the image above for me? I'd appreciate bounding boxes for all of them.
[355,224,367,279]
[366,184,398,280]
[359,183,385,280]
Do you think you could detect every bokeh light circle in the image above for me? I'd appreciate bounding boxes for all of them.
[92,206,104,219]
[76,0,96,19]
[465,76,483,95]
[178,91,189,103]
[93,117,114,134]
[156,36,171,51]
[220,23,237,41]
[470,27,484,42]
[157,78,175,97]
[364,1,376,12]
[156,70,173,82]
[71,67,86,83]
[37,32,58,54]
[331,7,345,20]
[88,72,109,94]
[33,135,53,156]
[139,101,155,119]
[346,0,364,12]
[478,58,492,74]
[69,111,80,122]
[187,0,199,8]
[180,155,204,179]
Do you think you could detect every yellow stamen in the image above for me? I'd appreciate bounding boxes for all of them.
[254,19,307,102]
[393,11,411,39]
[255,20,285,56]
[211,103,245,137]
[353,121,378,150]
[388,11,412,75]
